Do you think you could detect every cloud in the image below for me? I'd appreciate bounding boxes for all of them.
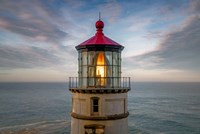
[0,0,71,44]
[0,44,63,69]
[190,0,200,13]
[126,14,200,71]
[0,0,82,71]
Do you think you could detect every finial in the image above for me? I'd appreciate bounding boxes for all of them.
[99,12,101,20]
[96,12,104,34]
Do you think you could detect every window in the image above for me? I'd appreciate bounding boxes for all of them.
[85,124,105,134]
[78,50,121,88]
[82,51,87,65]
[93,99,98,112]
[91,97,99,115]
[88,51,95,65]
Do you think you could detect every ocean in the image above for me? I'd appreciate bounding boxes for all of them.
[0,82,199,134]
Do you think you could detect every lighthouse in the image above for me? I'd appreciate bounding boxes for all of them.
[69,18,130,134]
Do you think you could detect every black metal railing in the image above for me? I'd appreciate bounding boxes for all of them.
[69,77,130,89]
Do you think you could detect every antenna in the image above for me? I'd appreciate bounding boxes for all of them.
[99,12,101,20]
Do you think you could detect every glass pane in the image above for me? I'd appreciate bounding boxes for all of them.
[105,51,112,65]
[78,51,81,66]
[113,66,119,77]
[82,52,87,65]
[93,99,99,112]
[96,65,105,87]
[88,51,95,65]
[79,77,82,87]
[88,66,95,87]
[113,66,119,87]
[82,78,87,87]
[113,77,119,87]
[105,77,112,88]
[119,52,121,66]
[88,77,95,87]
[113,52,119,65]
[96,77,101,87]
[96,65,105,78]
[118,77,121,87]
[96,52,105,65]
[88,66,95,77]
[93,106,98,112]
[119,66,121,77]
[93,99,98,105]
[78,65,82,77]
[102,65,111,87]
[96,52,106,87]
[106,65,112,77]
[81,65,87,87]
[82,65,87,77]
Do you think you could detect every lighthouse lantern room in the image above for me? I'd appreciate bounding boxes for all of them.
[69,18,131,134]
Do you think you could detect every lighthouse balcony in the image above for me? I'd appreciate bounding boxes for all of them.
[69,77,130,93]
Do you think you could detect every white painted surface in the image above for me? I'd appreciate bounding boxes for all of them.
[72,93,128,116]
[71,117,128,134]
[71,92,128,134]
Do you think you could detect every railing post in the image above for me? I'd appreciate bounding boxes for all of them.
[72,77,73,88]
[124,77,125,88]
[76,77,78,88]
[125,77,127,88]
[74,77,75,88]
[71,77,73,88]
[127,77,128,88]
[122,77,123,88]
[126,77,127,88]
[69,77,71,89]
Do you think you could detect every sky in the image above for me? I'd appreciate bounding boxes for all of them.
[0,0,200,82]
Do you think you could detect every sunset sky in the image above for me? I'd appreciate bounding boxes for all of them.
[0,0,200,82]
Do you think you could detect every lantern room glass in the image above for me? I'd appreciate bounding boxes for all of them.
[78,50,121,88]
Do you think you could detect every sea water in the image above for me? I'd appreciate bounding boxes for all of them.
[0,82,199,134]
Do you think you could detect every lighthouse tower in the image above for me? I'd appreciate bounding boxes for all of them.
[69,18,130,134]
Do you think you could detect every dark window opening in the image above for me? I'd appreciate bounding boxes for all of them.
[93,99,99,112]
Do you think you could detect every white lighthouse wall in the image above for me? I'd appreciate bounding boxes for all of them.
[72,93,128,116]
[71,92,128,134]
[71,117,128,134]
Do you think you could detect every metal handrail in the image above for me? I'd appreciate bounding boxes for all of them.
[69,77,130,89]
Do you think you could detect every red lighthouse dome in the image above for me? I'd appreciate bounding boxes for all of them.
[76,19,124,50]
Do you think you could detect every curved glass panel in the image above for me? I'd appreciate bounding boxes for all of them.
[88,51,95,65]
[96,52,106,86]
[82,52,87,65]
[113,52,119,65]
[105,51,112,65]
[78,50,121,88]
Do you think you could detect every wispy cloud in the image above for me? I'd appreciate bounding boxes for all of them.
[0,44,62,69]
[0,0,71,44]
[126,7,200,71]
[0,0,81,73]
